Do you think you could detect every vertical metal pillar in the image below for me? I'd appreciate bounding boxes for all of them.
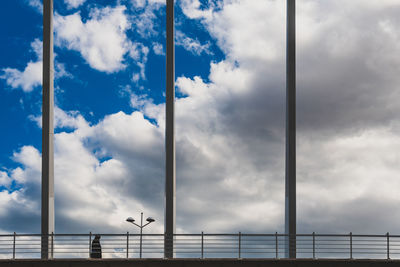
[41,0,55,260]
[285,0,296,259]
[164,0,176,259]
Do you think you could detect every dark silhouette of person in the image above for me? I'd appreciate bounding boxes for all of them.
[90,235,102,259]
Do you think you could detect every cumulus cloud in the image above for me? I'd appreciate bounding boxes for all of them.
[64,0,86,9]
[1,39,42,92]
[3,0,400,239]
[27,0,42,13]
[54,6,131,73]
[1,62,42,92]
[175,30,212,56]
[129,0,400,234]
[0,109,164,234]
[148,0,165,4]
[173,0,400,234]
[121,87,151,110]
[54,5,151,79]
[128,42,149,81]
[0,146,42,233]
[29,106,91,132]
[179,0,214,20]
[1,39,71,92]
[131,0,147,9]
[131,1,165,38]
[152,42,164,55]
[0,172,12,188]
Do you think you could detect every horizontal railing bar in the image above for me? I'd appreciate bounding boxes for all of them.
[4,233,400,237]
[3,232,400,260]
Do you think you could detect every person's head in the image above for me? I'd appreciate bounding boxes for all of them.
[95,235,101,239]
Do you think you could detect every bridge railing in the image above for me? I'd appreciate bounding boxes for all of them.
[1,233,400,260]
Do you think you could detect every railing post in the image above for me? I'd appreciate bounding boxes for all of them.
[13,232,16,260]
[140,227,143,258]
[164,233,175,259]
[238,232,241,259]
[312,232,315,259]
[126,232,129,259]
[275,232,278,259]
[201,231,204,259]
[387,232,390,260]
[51,232,54,259]
[89,232,92,258]
[349,232,352,259]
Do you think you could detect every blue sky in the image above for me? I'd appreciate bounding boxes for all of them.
[0,0,222,168]
[1,0,400,237]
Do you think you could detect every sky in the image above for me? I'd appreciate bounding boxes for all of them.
[0,0,400,237]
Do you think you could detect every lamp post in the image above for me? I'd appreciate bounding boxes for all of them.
[126,213,155,258]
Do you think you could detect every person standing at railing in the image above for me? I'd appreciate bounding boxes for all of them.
[90,235,102,259]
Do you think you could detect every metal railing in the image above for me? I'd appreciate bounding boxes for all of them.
[1,233,399,260]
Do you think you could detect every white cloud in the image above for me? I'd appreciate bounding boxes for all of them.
[3,0,400,238]
[0,189,38,223]
[170,0,400,234]
[130,0,165,38]
[0,108,165,234]
[1,39,42,92]
[1,39,71,92]
[120,87,151,110]
[175,30,212,56]
[148,0,165,4]
[55,107,90,131]
[54,6,131,73]
[152,42,164,55]
[29,107,91,135]
[11,146,41,185]
[12,146,41,171]
[199,0,285,63]
[30,38,43,61]
[132,0,147,9]
[27,0,42,13]
[179,0,213,20]
[1,62,42,92]
[64,0,86,9]
[55,62,72,80]
[54,5,150,79]
[0,172,12,188]
[128,43,149,80]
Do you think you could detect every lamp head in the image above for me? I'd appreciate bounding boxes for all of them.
[146,217,155,223]
[126,217,135,223]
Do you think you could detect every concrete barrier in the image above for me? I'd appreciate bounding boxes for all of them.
[1,259,400,267]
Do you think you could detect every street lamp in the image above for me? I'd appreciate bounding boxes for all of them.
[126,212,155,258]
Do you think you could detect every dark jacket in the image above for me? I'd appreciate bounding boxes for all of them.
[90,236,102,258]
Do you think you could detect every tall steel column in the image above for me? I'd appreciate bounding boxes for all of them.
[164,0,176,259]
[285,0,296,259]
[41,0,55,260]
